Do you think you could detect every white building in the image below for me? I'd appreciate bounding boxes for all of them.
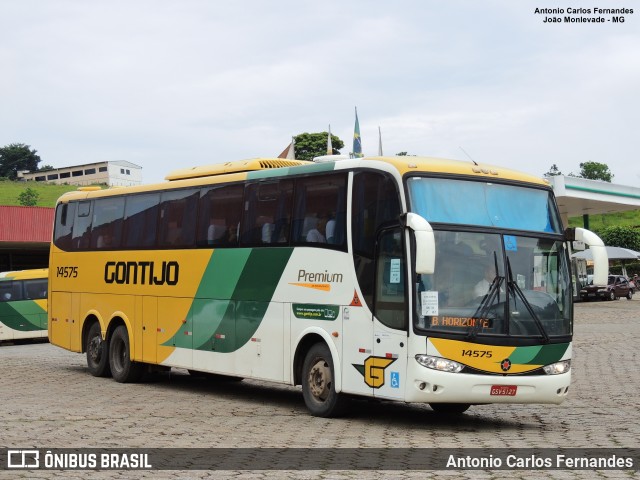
[20,160,142,187]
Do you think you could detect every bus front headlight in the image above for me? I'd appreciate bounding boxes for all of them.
[543,360,571,375]
[415,355,464,373]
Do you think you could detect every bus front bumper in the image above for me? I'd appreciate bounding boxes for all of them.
[405,366,571,405]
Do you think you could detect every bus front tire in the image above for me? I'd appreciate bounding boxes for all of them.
[302,343,350,417]
[429,403,471,414]
[109,325,143,383]
[86,322,111,377]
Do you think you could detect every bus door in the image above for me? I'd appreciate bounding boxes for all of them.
[50,291,72,349]
[372,228,408,401]
[136,296,158,364]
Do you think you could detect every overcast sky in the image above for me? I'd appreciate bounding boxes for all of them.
[1,1,638,185]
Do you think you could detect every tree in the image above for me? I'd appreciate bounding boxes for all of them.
[544,164,563,176]
[0,143,42,180]
[18,187,39,206]
[38,164,55,171]
[577,161,613,182]
[293,132,344,161]
[597,226,640,251]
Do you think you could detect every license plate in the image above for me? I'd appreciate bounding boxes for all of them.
[490,385,517,396]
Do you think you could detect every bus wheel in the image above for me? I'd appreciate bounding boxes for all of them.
[429,403,471,414]
[86,322,111,377]
[302,343,350,417]
[109,325,143,383]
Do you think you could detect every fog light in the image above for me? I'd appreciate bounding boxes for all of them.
[415,354,464,373]
[543,360,571,375]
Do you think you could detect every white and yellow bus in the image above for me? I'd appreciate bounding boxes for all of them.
[0,268,48,342]
[48,156,607,416]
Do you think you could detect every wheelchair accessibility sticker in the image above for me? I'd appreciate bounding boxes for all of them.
[390,371,400,389]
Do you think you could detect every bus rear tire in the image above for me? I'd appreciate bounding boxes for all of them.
[86,322,111,377]
[429,403,471,414]
[302,343,350,417]
[109,325,143,383]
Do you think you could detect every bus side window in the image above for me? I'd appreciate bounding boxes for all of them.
[158,189,199,248]
[72,201,93,250]
[352,171,402,310]
[54,202,77,251]
[197,184,243,248]
[374,229,407,330]
[0,281,23,302]
[241,180,292,246]
[90,197,125,249]
[292,173,347,247]
[122,193,160,249]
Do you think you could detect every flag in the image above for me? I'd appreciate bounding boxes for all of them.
[327,125,333,155]
[353,107,363,157]
[277,137,296,159]
[287,136,296,159]
[378,126,383,156]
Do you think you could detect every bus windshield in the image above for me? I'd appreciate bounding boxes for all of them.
[414,230,572,339]
[406,177,562,233]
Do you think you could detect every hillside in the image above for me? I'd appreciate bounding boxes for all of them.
[567,210,640,232]
[0,180,91,207]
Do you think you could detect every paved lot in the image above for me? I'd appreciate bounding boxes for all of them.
[1,299,638,479]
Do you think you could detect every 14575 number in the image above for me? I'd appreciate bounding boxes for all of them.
[56,266,78,278]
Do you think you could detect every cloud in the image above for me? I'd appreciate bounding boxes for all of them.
[0,0,638,185]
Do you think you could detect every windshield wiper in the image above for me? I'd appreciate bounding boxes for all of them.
[506,258,550,343]
[468,252,503,340]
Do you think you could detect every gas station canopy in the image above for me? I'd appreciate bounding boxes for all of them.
[546,175,640,224]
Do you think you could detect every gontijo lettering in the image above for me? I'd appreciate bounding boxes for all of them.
[104,261,179,285]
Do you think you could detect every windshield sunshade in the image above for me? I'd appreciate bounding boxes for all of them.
[407,178,561,233]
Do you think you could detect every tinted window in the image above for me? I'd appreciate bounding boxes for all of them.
[241,180,293,245]
[54,202,77,250]
[197,184,243,247]
[91,197,125,249]
[158,189,198,248]
[23,279,48,299]
[72,201,92,249]
[375,229,406,330]
[0,281,23,302]
[292,173,347,247]
[123,193,160,249]
[352,171,402,309]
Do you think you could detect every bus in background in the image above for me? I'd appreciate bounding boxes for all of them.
[48,156,607,417]
[0,269,49,342]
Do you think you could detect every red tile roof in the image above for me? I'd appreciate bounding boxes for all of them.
[0,206,54,243]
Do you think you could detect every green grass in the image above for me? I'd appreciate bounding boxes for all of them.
[567,210,640,231]
[0,180,92,207]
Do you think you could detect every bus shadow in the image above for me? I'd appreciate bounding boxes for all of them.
[129,369,543,433]
[0,338,49,347]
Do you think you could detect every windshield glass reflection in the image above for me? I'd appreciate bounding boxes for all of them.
[415,231,572,338]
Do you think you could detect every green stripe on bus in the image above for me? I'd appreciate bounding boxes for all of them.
[166,248,294,353]
[246,162,335,180]
[0,302,46,331]
[528,343,569,365]
[509,343,569,365]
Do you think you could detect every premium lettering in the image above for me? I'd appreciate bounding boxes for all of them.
[104,261,179,285]
[297,269,343,283]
